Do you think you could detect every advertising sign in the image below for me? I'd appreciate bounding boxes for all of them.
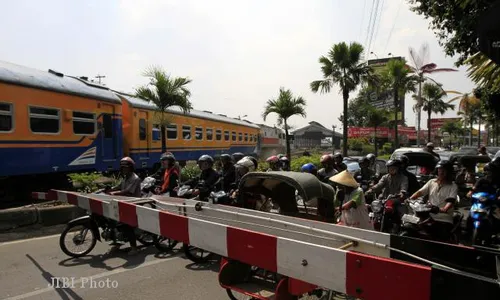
[348,127,390,138]
[429,118,461,130]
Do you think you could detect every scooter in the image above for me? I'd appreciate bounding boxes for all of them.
[470,191,500,247]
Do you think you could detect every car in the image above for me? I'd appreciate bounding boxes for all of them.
[495,150,500,160]
[390,147,425,160]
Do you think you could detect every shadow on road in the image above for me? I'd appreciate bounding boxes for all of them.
[26,254,84,300]
[58,245,160,271]
[184,256,221,272]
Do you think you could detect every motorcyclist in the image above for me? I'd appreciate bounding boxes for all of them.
[399,155,420,196]
[218,154,236,193]
[155,153,179,196]
[333,153,347,172]
[184,155,220,201]
[354,157,374,181]
[318,154,338,182]
[106,157,141,255]
[280,156,290,171]
[409,160,458,241]
[232,152,245,164]
[423,142,440,160]
[366,159,408,199]
[467,157,500,197]
[266,155,282,171]
[108,157,142,197]
[366,153,380,178]
[301,163,318,176]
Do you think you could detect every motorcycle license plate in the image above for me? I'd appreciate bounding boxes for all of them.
[402,214,419,225]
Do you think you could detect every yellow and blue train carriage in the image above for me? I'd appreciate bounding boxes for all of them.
[118,94,260,169]
[0,60,124,178]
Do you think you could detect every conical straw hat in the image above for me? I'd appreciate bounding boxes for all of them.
[329,170,358,188]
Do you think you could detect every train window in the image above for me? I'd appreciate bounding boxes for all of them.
[73,111,95,135]
[139,119,147,140]
[0,102,13,132]
[244,133,248,142]
[216,129,222,141]
[152,124,161,141]
[102,114,113,138]
[29,106,60,134]
[249,134,253,142]
[232,131,236,141]
[206,128,213,141]
[195,127,203,140]
[182,125,191,140]
[224,130,230,141]
[238,133,242,141]
[167,124,177,140]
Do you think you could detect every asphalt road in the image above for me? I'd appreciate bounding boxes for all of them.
[0,234,227,300]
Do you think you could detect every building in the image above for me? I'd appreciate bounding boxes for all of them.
[256,124,286,157]
[291,121,342,149]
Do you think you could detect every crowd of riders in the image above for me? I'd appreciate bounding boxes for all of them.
[110,143,500,246]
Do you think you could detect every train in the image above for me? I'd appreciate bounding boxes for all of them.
[0,60,285,203]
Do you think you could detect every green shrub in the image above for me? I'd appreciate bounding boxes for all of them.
[68,172,118,193]
[362,144,375,155]
[290,154,322,172]
[381,143,393,155]
[180,164,201,182]
[348,138,368,151]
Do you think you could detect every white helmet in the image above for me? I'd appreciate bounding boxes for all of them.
[235,157,255,172]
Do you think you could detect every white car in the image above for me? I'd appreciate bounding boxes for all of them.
[390,147,424,160]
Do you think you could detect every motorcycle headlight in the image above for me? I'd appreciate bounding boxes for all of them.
[371,200,383,213]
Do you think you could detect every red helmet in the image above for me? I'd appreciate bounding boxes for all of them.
[266,155,279,163]
[320,154,333,164]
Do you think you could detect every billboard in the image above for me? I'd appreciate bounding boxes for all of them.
[429,118,461,130]
[348,127,390,138]
[366,57,406,121]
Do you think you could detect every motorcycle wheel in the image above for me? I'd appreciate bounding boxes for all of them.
[59,223,97,258]
[153,236,179,252]
[183,244,214,263]
[135,229,156,246]
[472,228,491,246]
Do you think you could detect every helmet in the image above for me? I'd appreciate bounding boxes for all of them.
[245,156,258,170]
[426,142,434,148]
[386,159,401,168]
[333,153,343,160]
[266,155,280,163]
[366,153,376,161]
[400,155,409,166]
[220,154,232,164]
[436,160,453,170]
[320,154,333,164]
[232,152,245,163]
[277,154,285,159]
[279,156,289,162]
[160,152,176,162]
[120,157,135,167]
[236,157,256,172]
[198,155,214,164]
[301,163,317,173]
[359,157,370,165]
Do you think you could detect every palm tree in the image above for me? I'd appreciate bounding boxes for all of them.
[262,87,307,160]
[447,91,481,146]
[466,52,500,93]
[135,66,193,153]
[420,83,456,142]
[310,42,373,157]
[408,43,458,146]
[381,59,419,148]
[441,120,465,148]
[365,107,390,156]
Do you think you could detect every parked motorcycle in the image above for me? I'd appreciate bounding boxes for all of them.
[470,191,500,247]
[400,199,463,244]
[370,194,403,234]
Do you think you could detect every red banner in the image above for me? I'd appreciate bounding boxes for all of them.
[429,118,461,130]
[348,127,389,138]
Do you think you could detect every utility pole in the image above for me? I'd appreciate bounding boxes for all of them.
[95,74,106,85]
[332,125,337,153]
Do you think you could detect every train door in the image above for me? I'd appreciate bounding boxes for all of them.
[138,110,150,161]
[100,104,118,161]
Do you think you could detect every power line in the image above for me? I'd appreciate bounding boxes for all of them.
[384,0,404,53]
[367,0,381,55]
[359,0,368,41]
[372,0,385,54]
[364,0,376,52]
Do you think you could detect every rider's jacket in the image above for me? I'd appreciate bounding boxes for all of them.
[354,168,374,182]
[161,167,179,196]
[219,165,236,192]
[416,179,458,223]
[185,168,220,200]
[334,162,348,173]
[402,170,419,196]
[318,168,337,182]
[371,173,409,198]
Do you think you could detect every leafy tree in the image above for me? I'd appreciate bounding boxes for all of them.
[408,43,457,145]
[466,52,500,93]
[262,87,307,161]
[310,42,374,157]
[408,0,497,67]
[136,66,193,153]
[366,107,390,155]
[441,120,465,147]
[421,83,456,142]
[380,59,419,148]
[448,90,482,146]
[338,87,372,126]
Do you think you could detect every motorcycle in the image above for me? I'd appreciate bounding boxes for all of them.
[370,194,403,234]
[400,200,463,244]
[141,176,157,197]
[470,191,500,247]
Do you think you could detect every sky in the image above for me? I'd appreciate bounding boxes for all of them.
[0,0,474,133]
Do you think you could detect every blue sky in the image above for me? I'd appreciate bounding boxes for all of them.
[0,0,474,132]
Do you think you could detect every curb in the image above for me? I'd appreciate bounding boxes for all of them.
[0,205,86,232]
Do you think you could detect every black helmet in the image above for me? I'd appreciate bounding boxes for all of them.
[232,152,245,163]
[400,155,409,166]
[359,157,369,165]
[220,154,232,164]
[160,152,176,162]
[198,155,214,164]
[366,153,376,161]
[386,159,401,168]
[436,160,453,171]
[333,153,343,160]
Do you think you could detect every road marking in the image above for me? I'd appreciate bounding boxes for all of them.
[3,255,180,300]
[0,233,61,247]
